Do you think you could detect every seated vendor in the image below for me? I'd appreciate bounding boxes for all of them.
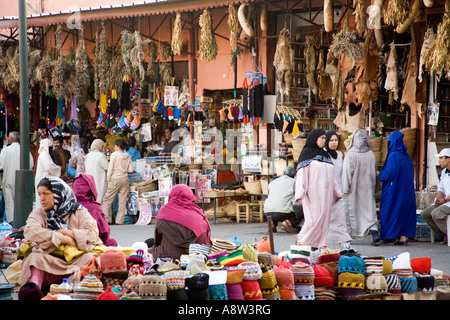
[147,184,212,260]
[161,126,181,154]
[264,166,304,233]
[18,177,103,300]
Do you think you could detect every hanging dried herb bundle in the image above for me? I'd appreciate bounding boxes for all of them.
[28,49,42,88]
[329,24,365,67]
[75,26,90,101]
[199,9,218,62]
[422,0,450,78]
[383,0,410,27]
[94,31,100,101]
[228,4,240,53]
[353,0,368,34]
[36,50,54,95]
[158,42,171,61]
[159,61,171,84]
[0,47,20,94]
[130,31,150,83]
[121,29,134,75]
[63,48,76,102]
[98,22,109,97]
[52,25,67,100]
[171,12,183,56]
[109,52,125,100]
[146,41,158,77]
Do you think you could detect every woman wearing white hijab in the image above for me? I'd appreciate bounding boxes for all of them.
[85,139,109,203]
[34,139,61,206]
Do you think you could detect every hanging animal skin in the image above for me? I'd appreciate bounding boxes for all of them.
[260,4,268,32]
[238,3,254,37]
[273,28,294,100]
[324,0,334,32]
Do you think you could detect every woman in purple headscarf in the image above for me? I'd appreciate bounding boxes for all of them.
[72,173,117,247]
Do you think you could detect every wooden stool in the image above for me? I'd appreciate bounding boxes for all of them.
[250,202,265,223]
[236,203,251,223]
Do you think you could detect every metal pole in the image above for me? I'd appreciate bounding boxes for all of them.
[14,0,34,228]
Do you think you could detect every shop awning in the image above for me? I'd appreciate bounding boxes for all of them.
[0,0,257,29]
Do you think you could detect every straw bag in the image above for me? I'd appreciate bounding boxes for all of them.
[401,128,417,159]
[291,138,306,161]
[369,136,381,152]
[243,179,262,195]
[222,200,238,217]
[283,134,293,145]
[260,177,269,195]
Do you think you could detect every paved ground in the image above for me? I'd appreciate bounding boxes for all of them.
[109,219,450,275]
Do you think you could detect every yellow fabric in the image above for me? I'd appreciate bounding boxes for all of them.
[19,243,107,263]
[100,94,108,114]
[291,120,300,137]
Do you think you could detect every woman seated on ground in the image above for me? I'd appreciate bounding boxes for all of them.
[18,177,103,300]
[72,173,117,247]
[147,184,212,261]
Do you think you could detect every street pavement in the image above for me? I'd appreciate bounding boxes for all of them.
[109,219,450,275]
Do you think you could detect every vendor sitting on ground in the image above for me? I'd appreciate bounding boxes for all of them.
[147,184,212,260]
[17,177,103,300]
[421,148,450,245]
[264,166,304,233]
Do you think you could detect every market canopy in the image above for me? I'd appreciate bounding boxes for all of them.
[0,0,259,29]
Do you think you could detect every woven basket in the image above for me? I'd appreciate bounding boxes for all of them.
[283,134,293,145]
[205,210,226,219]
[291,138,306,160]
[260,178,269,195]
[222,201,238,217]
[401,128,417,158]
[373,150,382,164]
[243,180,262,194]
[369,136,381,152]
[131,180,157,195]
[381,137,389,164]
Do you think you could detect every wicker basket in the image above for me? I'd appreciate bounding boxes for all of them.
[283,134,293,145]
[205,209,226,219]
[291,138,306,160]
[369,136,382,152]
[260,178,269,195]
[222,200,238,217]
[401,128,417,159]
[243,180,262,194]
[131,180,157,195]
[373,150,382,164]
[381,137,389,164]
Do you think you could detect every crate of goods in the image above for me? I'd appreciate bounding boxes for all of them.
[415,222,432,242]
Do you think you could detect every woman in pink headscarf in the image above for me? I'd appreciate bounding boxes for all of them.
[72,173,117,247]
[148,184,212,260]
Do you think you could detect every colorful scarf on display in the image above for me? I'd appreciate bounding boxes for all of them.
[296,128,332,171]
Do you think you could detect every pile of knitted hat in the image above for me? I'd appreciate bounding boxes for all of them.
[364,256,388,294]
[337,254,366,298]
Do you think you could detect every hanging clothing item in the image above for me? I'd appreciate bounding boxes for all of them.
[100,94,108,114]
[273,112,283,132]
[378,131,416,240]
[253,83,264,124]
[56,99,64,126]
[120,80,132,111]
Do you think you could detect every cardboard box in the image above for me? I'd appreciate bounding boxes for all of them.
[402,292,417,300]
[417,292,436,300]
[382,294,403,300]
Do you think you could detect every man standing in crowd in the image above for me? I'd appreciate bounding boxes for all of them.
[421,148,450,245]
[51,135,71,176]
[0,132,34,224]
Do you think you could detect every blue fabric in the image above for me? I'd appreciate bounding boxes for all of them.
[378,131,417,240]
[126,147,142,162]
